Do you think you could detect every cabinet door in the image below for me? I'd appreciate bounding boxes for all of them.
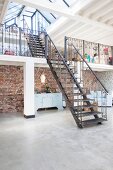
[42,96,52,108]
[52,96,58,106]
[35,95,43,110]
[52,94,62,108]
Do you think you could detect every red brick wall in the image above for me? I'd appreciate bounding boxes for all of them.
[34,67,58,93]
[0,65,58,113]
[0,66,24,113]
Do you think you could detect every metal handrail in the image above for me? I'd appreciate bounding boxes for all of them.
[47,34,86,95]
[71,43,108,94]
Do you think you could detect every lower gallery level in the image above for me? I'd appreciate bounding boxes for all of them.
[0,55,113,117]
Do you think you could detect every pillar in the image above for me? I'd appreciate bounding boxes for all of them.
[24,61,35,118]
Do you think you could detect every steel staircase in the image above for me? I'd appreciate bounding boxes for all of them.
[27,35,45,58]
[25,31,108,128]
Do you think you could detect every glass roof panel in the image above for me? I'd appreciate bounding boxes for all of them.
[4,2,23,23]
[4,0,76,26]
[23,7,36,16]
[63,0,76,6]
[39,10,58,23]
[48,0,76,7]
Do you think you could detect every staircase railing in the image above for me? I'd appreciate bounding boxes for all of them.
[23,19,46,58]
[72,43,108,93]
[44,34,84,127]
[43,33,107,127]
[65,36,108,120]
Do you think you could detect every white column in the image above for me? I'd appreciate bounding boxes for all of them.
[24,61,35,118]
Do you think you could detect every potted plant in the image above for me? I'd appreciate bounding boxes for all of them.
[45,84,51,93]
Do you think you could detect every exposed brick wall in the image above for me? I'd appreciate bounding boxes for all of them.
[35,67,59,93]
[0,66,24,113]
[0,65,58,113]
[1,65,110,113]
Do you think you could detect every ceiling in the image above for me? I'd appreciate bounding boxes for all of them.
[47,0,113,46]
[0,0,4,11]
[1,0,113,46]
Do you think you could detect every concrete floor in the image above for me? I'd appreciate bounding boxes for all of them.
[0,108,113,170]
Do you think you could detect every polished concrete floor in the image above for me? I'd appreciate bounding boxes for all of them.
[0,108,113,170]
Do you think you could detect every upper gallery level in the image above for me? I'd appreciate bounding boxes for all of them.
[0,24,113,67]
[0,0,113,71]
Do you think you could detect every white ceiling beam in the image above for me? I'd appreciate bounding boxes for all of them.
[0,0,9,24]
[99,11,113,23]
[55,24,90,43]
[71,0,95,14]
[96,32,113,42]
[82,0,111,17]
[49,13,113,36]
[97,36,113,46]
[51,20,75,39]
[53,23,86,42]
[52,21,84,39]
[92,31,112,41]
[47,17,67,35]
[81,28,103,39]
[107,19,113,25]
[12,0,74,17]
[49,18,70,37]
[70,25,91,37]
[71,14,113,33]
[91,2,113,20]
[72,26,100,38]
[55,29,113,47]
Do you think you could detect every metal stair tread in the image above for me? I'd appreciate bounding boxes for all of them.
[32,50,44,53]
[74,111,102,117]
[67,93,83,96]
[81,118,106,126]
[73,98,95,102]
[74,105,97,108]
[32,53,44,55]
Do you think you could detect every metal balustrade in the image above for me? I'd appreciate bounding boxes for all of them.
[0,24,31,57]
[65,36,108,124]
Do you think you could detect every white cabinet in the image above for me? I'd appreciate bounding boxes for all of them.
[35,93,63,112]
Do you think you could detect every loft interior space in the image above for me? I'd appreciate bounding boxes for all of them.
[0,0,113,170]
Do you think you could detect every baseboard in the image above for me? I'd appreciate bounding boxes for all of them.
[24,115,35,119]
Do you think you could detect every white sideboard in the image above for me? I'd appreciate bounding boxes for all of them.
[35,93,63,112]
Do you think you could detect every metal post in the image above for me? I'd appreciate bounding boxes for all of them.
[45,33,48,59]
[23,15,24,31]
[111,46,113,65]
[83,40,85,56]
[98,43,100,64]
[2,25,3,54]
[64,36,67,62]
[31,17,33,32]
[19,27,22,56]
